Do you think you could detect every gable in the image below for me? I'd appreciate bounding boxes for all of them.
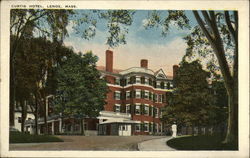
[155,69,167,79]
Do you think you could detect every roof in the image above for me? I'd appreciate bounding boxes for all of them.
[96,66,123,74]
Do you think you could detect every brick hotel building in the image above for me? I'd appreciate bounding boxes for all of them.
[19,50,177,136]
[97,50,176,136]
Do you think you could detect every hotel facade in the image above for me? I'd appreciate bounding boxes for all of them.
[18,50,177,136]
[97,50,176,136]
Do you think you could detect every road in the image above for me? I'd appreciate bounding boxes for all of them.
[10,135,166,151]
[138,136,176,151]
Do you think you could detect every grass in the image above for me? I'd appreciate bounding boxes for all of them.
[10,131,64,143]
[167,134,238,150]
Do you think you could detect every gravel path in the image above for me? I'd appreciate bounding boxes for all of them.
[10,135,165,151]
[138,136,176,151]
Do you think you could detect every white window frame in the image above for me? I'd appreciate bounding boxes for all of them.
[135,89,141,99]
[144,90,149,99]
[135,123,141,132]
[126,104,130,114]
[155,108,159,118]
[144,104,149,115]
[158,94,163,103]
[115,104,121,112]
[135,104,141,115]
[151,105,154,116]
[115,77,120,85]
[114,91,121,100]
[126,91,131,100]
[136,76,141,84]
[144,122,149,132]
[126,77,130,85]
[145,77,149,85]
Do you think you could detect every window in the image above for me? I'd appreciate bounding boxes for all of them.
[151,106,154,116]
[18,117,21,123]
[144,90,149,99]
[160,82,165,89]
[159,123,162,132]
[167,82,171,89]
[115,104,121,112]
[155,108,159,118]
[114,91,121,100]
[144,105,149,115]
[158,94,163,103]
[154,94,158,102]
[145,77,149,85]
[115,78,120,85]
[135,104,140,115]
[135,124,141,132]
[156,81,161,88]
[127,77,130,85]
[136,76,141,84]
[126,91,131,99]
[144,123,149,132]
[141,76,145,84]
[135,89,141,99]
[126,104,130,114]
[149,78,152,86]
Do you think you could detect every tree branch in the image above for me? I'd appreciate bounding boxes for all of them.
[224,11,236,42]
[193,11,214,42]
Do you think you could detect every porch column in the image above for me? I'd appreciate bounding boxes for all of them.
[59,118,62,133]
[51,121,54,135]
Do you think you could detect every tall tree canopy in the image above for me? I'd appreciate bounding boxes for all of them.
[161,61,214,133]
[53,52,108,134]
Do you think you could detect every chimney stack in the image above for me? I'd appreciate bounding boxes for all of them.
[140,59,148,69]
[173,65,179,80]
[106,50,113,72]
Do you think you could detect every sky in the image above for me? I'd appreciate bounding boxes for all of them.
[64,10,197,76]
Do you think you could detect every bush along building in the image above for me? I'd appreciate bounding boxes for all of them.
[97,50,176,136]
[20,50,177,136]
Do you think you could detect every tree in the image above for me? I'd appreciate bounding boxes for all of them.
[10,9,74,126]
[161,61,213,135]
[142,10,238,146]
[53,52,108,135]
[12,35,73,134]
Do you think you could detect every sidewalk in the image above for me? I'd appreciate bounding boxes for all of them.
[138,136,176,151]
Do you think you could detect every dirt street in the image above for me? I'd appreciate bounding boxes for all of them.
[10,135,166,151]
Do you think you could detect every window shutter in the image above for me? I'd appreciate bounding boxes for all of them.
[153,107,156,117]
[162,94,165,103]
[113,105,116,112]
[141,104,144,115]
[121,105,124,113]
[113,92,116,99]
[130,104,134,115]
[153,94,155,102]
[149,106,152,116]
[149,92,152,100]
[149,123,152,132]
[141,123,144,132]
[141,90,144,98]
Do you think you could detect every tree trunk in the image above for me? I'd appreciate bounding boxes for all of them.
[223,90,238,148]
[9,55,15,127]
[21,99,27,132]
[191,125,195,136]
[35,93,38,135]
[197,125,202,135]
[80,118,85,135]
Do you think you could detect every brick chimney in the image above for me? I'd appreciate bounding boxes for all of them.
[106,50,113,72]
[173,65,179,80]
[140,59,148,69]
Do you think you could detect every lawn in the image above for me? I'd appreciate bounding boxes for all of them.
[166,134,238,150]
[10,131,63,143]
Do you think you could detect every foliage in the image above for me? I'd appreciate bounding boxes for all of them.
[167,134,237,150]
[73,10,135,47]
[161,61,214,128]
[53,52,108,119]
[9,131,63,143]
